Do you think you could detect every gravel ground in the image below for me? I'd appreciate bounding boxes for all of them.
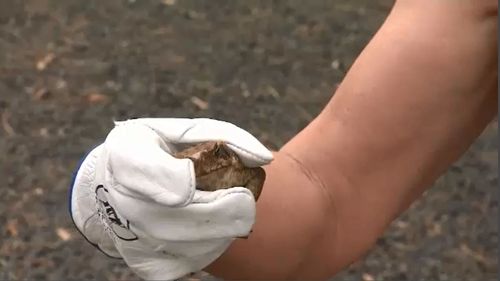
[0,0,497,280]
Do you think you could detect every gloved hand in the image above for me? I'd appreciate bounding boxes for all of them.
[69,118,273,280]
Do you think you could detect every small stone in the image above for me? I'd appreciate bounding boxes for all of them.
[362,273,375,281]
[162,0,176,5]
[85,92,109,104]
[6,219,18,237]
[32,88,50,100]
[39,127,49,137]
[331,59,341,70]
[190,96,209,110]
[56,228,71,241]
[36,53,55,71]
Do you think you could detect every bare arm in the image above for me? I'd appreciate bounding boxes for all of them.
[207,1,498,279]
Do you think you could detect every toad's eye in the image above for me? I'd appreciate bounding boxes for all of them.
[214,146,230,159]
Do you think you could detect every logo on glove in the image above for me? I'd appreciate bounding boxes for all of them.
[95,185,138,241]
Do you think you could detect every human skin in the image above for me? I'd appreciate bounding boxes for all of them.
[205,0,498,280]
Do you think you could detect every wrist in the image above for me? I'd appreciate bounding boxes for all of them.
[206,150,338,280]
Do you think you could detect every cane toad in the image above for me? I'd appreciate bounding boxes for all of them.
[174,141,266,201]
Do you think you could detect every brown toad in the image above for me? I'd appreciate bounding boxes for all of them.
[174,141,266,201]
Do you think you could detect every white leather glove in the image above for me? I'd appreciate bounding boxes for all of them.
[69,118,273,280]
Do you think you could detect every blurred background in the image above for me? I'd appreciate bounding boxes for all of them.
[0,0,497,280]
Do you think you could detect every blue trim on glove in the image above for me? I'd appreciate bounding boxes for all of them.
[68,148,92,214]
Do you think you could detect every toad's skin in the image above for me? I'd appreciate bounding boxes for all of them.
[174,141,266,200]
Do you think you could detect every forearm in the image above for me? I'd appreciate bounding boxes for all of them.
[207,1,497,280]
[283,0,498,273]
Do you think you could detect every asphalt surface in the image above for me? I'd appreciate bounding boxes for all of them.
[0,0,497,280]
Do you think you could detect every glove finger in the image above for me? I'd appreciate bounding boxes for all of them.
[106,185,256,241]
[191,186,253,203]
[105,122,196,207]
[120,118,274,167]
[178,118,274,167]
